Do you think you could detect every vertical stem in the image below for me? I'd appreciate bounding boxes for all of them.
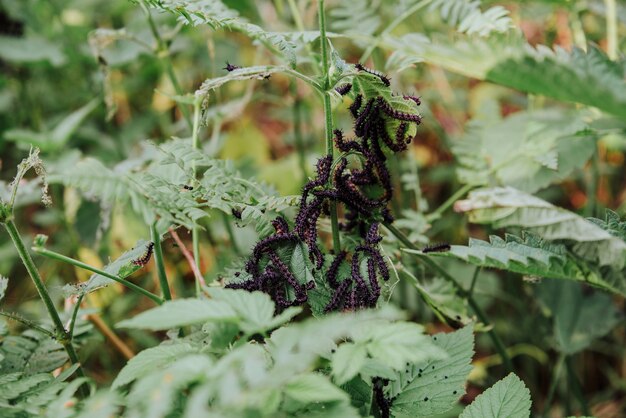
[318,0,341,253]
[566,356,590,416]
[543,354,566,417]
[3,219,87,390]
[605,0,618,60]
[191,99,203,296]
[140,0,192,129]
[151,222,172,300]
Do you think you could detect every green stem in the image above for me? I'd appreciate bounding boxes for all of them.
[468,266,480,297]
[151,222,172,300]
[360,0,432,62]
[543,354,566,417]
[566,356,590,416]
[33,247,164,305]
[0,311,55,338]
[68,293,85,339]
[384,222,513,373]
[605,0,618,60]
[140,0,192,128]
[425,183,474,222]
[2,219,87,390]
[191,98,203,296]
[318,0,341,253]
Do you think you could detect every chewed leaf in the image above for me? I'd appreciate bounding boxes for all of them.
[455,187,626,269]
[62,240,150,297]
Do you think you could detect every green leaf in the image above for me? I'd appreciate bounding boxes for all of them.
[429,0,512,36]
[71,390,121,418]
[452,110,594,193]
[389,326,474,417]
[353,322,446,371]
[455,187,626,269]
[204,288,301,334]
[284,373,349,403]
[416,233,626,297]
[460,373,531,418]
[0,330,67,375]
[0,35,65,65]
[147,0,296,66]
[62,240,148,297]
[112,343,198,389]
[537,280,623,354]
[332,343,368,385]
[116,299,238,330]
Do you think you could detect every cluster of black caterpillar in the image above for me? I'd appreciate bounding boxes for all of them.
[227,64,421,313]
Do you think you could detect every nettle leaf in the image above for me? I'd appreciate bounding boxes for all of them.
[0,330,67,375]
[388,326,474,417]
[112,343,198,389]
[455,187,626,269]
[587,209,626,242]
[204,288,301,335]
[284,373,349,403]
[62,240,148,297]
[415,233,626,297]
[452,110,595,193]
[537,280,623,354]
[195,66,286,97]
[126,354,213,418]
[148,0,296,66]
[429,0,513,36]
[384,35,626,118]
[116,299,238,330]
[460,373,531,418]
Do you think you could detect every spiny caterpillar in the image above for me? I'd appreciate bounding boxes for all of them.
[355,63,391,86]
[335,83,352,95]
[223,61,240,72]
[132,242,155,266]
[422,243,451,253]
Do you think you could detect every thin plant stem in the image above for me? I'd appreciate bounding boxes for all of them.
[2,219,87,391]
[140,0,192,128]
[191,98,202,296]
[543,354,566,417]
[426,183,474,222]
[169,227,206,290]
[33,247,164,305]
[468,266,480,297]
[68,293,85,339]
[0,311,55,338]
[151,221,172,300]
[88,314,135,360]
[318,0,341,253]
[360,0,432,62]
[566,356,590,416]
[384,221,514,373]
[605,0,618,60]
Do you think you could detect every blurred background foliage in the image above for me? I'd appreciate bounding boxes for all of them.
[0,0,625,416]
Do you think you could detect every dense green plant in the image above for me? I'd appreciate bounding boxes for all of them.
[0,0,625,417]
